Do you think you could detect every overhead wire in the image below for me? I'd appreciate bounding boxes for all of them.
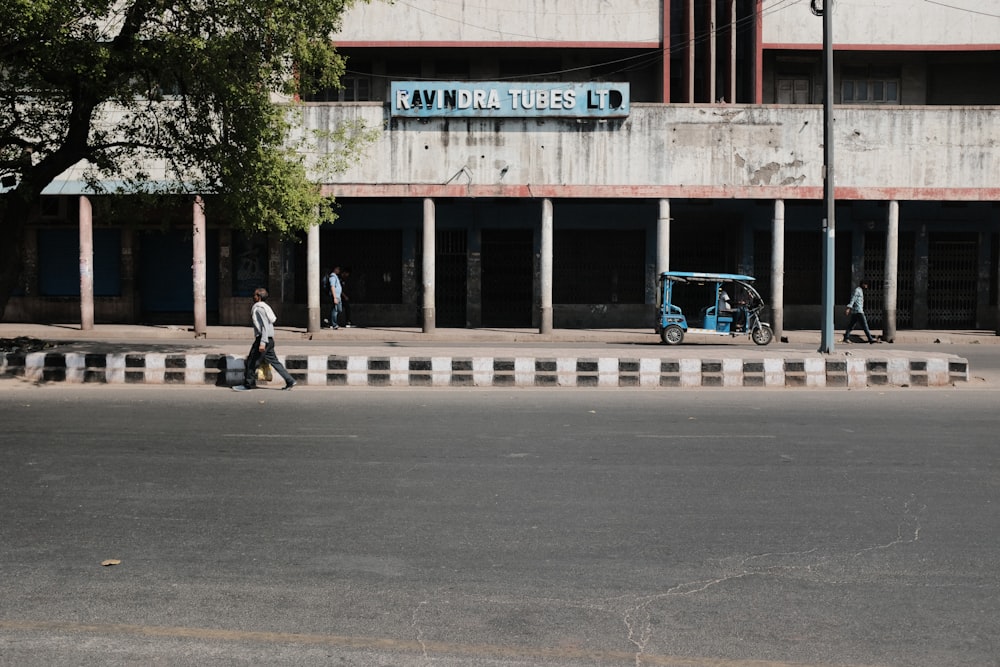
[399,0,667,17]
[386,0,802,45]
[919,0,1000,19]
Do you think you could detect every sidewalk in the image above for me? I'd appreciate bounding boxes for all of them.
[1,323,986,389]
[2,322,999,345]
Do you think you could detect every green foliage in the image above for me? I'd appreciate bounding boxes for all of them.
[222,144,331,235]
[1,0,371,235]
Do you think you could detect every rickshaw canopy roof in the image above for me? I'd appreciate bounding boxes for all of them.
[659,271,756,284]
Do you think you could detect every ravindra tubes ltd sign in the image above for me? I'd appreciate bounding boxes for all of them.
[390,82,630,119]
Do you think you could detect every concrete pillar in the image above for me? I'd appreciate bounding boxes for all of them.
[192,196,207,337]
[422,198,436,333]
[540,198,553,334]
[306,222,320,332]
[79,195,94,330]
[884,200,899,343]
[656,199,671,275]
[771,199,784,340]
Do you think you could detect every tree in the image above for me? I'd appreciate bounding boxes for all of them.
[0,0,370,319]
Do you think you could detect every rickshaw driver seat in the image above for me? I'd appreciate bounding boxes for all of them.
[717,288,738,327]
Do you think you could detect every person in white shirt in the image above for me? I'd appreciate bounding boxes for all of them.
[843,280,876,344]
[234,287,297,390]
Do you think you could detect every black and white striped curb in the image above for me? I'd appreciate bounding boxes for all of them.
[1,351,970,387]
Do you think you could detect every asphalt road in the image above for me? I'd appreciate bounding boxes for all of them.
[1,386,998,666]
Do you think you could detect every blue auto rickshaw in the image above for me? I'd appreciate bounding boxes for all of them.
[655,271,774,345]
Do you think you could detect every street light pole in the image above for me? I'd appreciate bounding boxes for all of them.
[813,0,836,353]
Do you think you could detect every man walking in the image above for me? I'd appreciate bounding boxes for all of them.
[234,287,297,391]
[843,280,877,344]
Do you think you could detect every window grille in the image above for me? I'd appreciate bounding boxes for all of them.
[554,230,645,304]
[436,229,468,327]
[928,234,978,327]
[841,66,900,104]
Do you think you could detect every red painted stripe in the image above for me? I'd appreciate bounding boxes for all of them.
[334,41,659,49]
[763,43,1000,51]
[322,184,1000,201]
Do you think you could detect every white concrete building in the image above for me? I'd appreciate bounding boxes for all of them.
[9,0,1000,334]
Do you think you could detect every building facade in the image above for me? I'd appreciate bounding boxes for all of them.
[7,0,1000,333]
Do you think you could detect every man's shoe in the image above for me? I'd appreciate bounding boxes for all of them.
[232,384,254,392]
[330,324,339,330]
[842,338,851,344]
[282,380,296,391]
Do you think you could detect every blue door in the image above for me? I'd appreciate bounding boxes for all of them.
[139,229,218,315]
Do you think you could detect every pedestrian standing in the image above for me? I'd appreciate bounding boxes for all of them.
[233,287,297,391]
[843,280,877,344]
[328,266,342,329]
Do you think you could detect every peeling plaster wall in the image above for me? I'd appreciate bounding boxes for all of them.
[305,103,1000,199]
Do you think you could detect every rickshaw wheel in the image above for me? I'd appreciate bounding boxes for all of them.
[751,325,774,346]
[661,324,684,345]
